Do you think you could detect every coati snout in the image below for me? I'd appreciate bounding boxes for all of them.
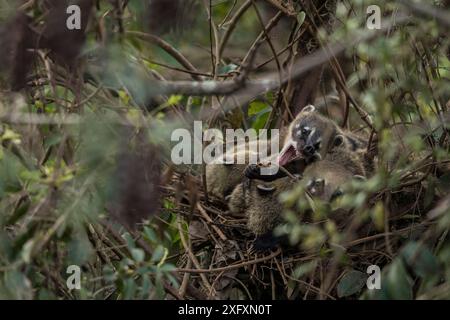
[303,165,364,202]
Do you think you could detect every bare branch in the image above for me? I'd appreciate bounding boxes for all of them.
[398,0,450,29]
[152,15,411,103]
[126,31,202,81]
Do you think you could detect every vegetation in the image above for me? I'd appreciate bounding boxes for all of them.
[0,0,449,300]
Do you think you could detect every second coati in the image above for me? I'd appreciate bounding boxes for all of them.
[205,129,287,199]
[206,148,259,199]
[228,176,298,235]
[229,144,366,247]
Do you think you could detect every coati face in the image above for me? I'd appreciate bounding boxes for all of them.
[303,160,365,202]
[278,105,339,166]
[305,177,343,203]
[227,177,299,235]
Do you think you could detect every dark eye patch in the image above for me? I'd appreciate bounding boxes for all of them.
[301,126,311,136]
[330,188,344,201]
[346,136,360,151]
[314,178,324,187]
[314,140,322,150]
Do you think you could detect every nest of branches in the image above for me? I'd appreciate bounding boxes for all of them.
[158,157,444,300]
[1,0,449,301]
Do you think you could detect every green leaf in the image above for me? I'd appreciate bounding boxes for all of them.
[67,229,95,266]
[123,278,137,299]
[384,259,414,300]
[1,271,33,299]
[159,263,176,273]
[151,245,165,263]
[292,261,317,279]
[337,270,367,297]
[295,12,306,34]
[401,241,440,278]
[167,95,183,106]
[140,275,152,299]
[297,12,306,27]
[437,173,450,193]
[248,101,269,116]
[131,248,145,263]
[219,63,238,75]
[248,100,272,131]
[21,240,34,264]
[143,226,158,244]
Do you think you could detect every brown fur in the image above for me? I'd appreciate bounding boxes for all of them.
[228,177,299,236]
[280,105,370,169]
[302,159,358,202]
[206,136,282,199]
[229,148,365,235]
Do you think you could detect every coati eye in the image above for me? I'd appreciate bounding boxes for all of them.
[314,178,324,187]
[333,135,345,147]
[330,189,344,201]
[301,127,311,136]
[314,140,321,150]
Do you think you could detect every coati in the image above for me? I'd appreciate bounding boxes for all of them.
[302,157,364,202]
[279,105,368,164]
[245,104,371,181]
[229,146,366,248]
[228,176,298,236]
[205,135,283,199]
[205,149,258,199]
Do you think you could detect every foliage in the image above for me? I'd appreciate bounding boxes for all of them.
[0,0,449,300]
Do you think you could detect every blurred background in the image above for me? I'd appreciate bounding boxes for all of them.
[0,0,449,300]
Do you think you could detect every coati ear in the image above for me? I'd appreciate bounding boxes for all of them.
[301,105,316,113]
[353,175,366,181]
[333,134,345,147]
[256,184,276,195]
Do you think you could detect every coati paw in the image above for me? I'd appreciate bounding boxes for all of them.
[244,164,262,179]
[245,163,283,182]
[251,232,281,252]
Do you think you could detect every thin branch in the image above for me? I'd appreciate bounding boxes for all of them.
[176,248,281,274]
[218,0,253,58]
[149,15,411,101]
[126,31,202,81]
[398,0,450,28]
[262,0,296,17]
